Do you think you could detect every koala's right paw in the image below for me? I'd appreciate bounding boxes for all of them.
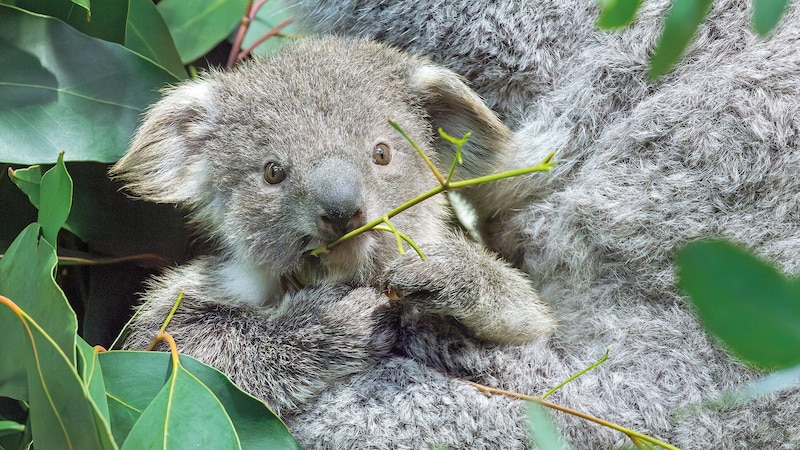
[284,285,399,359]
[326,286,399,357]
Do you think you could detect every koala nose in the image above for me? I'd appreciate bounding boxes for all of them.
[319,206,365,238]
[310,160,366,240]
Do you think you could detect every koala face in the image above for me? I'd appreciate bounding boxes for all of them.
[202,58,442,281]
[111,36,514,294]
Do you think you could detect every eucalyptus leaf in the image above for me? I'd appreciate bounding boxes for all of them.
[38,153,72,246]
[597,0,642,30]
[7,165,41,209]
[120,355,241,449]
[101,351,300,449]
[157,0,249,64]
[10,299,116,449]
[677,240,800,369]
[648,0,712,78]
[752,0,790,36]
[125,0,188,79]
[77,338,111,423]
[12,0,127,44]
[0,224,75,399]
[528,402,570,450]
[0,5,178,164]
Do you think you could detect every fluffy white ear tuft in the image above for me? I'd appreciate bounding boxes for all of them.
[110,79,219,206]
[408,65,514,178]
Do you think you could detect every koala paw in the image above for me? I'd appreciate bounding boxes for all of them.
[384,238,556,345]
[285,285,400,359]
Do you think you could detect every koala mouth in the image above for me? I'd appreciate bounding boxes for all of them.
[279,232,373,290]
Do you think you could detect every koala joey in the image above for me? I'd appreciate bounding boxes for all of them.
[278,0,800,448]
[111,37,555,418]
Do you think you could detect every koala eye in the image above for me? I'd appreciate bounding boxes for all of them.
[264,162,286,184]
[372,142,392,165]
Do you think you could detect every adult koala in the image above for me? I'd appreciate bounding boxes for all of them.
[287,0,800,448]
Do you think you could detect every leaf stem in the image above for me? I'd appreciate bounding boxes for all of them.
[466,381,679,450]
[542,349,609,399]
[389,119,446,185]
[158,290,185,335]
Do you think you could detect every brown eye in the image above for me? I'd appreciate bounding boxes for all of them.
[372,142,392,165]
[264,162,286,184]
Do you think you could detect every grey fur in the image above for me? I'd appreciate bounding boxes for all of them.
[277,0,800,448]
[112,37,555,421]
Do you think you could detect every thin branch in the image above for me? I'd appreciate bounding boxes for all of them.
[389,119,446,185]
[542,349,609,399]
[466,381,679,450]
[227,0,256,68]
[373,225,426,260]
[237,17,295,63]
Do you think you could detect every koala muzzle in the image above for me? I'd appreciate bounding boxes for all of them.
[310,160,366,241]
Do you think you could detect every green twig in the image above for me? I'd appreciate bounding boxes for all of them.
[313,153,554,255]
[437,128,469,184]
[380,216,405,255]
[158,290,185,334]
[542,349,609,399]
[389,119,446,185]
[311,121,555,258]
[373,225,426,260]
[467,381,680,450]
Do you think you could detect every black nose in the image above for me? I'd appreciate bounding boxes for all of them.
[318,207,365,239]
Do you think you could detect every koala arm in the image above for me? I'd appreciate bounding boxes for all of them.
[122,257,397,417]
[385,233,555,345]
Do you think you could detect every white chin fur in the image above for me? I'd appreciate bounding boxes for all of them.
[218,258,281,306]
[320,234,375,283]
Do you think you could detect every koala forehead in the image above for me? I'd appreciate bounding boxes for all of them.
[202,38,433,170]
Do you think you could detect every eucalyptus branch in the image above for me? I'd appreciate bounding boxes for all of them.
[388,119,446,185]
[542,349,609,399]
[466,381,679,450]
[311,120,555,257]
[373,224,426,260]
[438,128,468,184]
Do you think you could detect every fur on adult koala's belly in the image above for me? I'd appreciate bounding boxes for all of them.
[110,36,555,421]
[285,0,800,449]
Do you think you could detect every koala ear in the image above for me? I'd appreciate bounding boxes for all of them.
[407,65,514,177]
[110,79,219,205]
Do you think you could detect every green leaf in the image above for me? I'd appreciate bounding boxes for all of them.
[38,153,72,246]
[242,0,299,57]
[121,357,241,449]
[677,240,800,369]
[7,165,42,209]
[0,420,25,437]
[648,0,713,78]
[77,338,111,423]
[0,295,117,450]
[0,5,179,164]
[100,351,299,449]
[157,0,249,64]
[597,0,642,30]
[527,402,570,450]
[12,0,127,44]
[0,224,75,399]
[752,0,790,36]
[125,0,188,80]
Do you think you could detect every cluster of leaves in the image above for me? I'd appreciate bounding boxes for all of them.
[598,0,793,78]
[0,156,299,449]
[0,0,298,347]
